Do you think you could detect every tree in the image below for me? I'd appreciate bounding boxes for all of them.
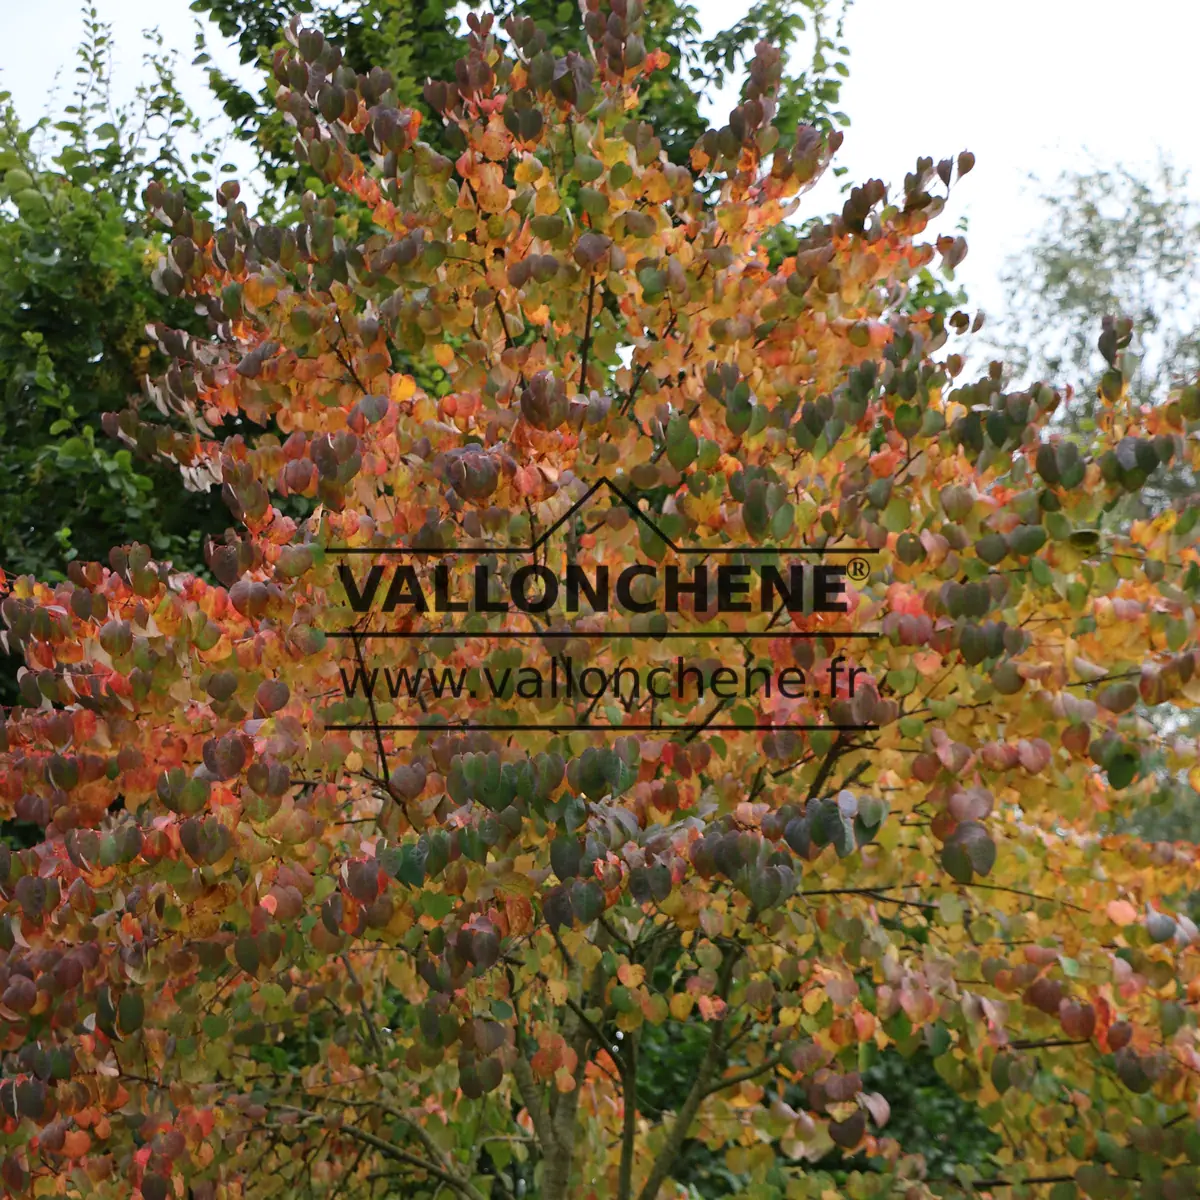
[2,10,1200,1200]
[992,159,1200,411]
[193,0,851,198]
[0,12,228,589]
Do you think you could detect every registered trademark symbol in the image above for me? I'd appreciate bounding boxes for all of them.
[846,557,870,583]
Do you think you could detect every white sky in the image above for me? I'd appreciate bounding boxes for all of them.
[3,0,1197,326]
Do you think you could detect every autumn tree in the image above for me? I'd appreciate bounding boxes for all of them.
[3,8,1200,1200]
[193,0,850,195]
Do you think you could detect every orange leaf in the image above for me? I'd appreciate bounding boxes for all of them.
[62,1130,91,1157]
[618,963,645,987]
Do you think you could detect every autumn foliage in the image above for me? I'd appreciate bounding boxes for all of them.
[3,5,1200,1200]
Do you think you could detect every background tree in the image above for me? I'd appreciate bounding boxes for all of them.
[4,10,1200,1200]
[992,160,1200,411]
[988,161,1200,521]
[0,11,228,587]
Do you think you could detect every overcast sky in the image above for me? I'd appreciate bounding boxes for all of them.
[3,0,1197,325]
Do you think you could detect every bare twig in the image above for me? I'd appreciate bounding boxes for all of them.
[340,953,386,1061]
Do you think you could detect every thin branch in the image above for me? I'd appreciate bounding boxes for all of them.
[621,315,677,415]
[494,291,516,350]
[968,1177,1093,1190]
[799,887,935,913]
[806,733,847,802]
[578,276,597,391]
[702,1051,784,1098]
[341,953,386,1061]
[270,1106,487,1200]
[350,631,393,819]
[1008,1038,1092,1051]
[329,1141,368,1200]
[823,758,870,799]
[771,751,815,780]
[747,764,767,803]
[962,881,1088,914]
[333,313,368,392]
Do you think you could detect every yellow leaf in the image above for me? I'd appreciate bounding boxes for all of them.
[514,156,544,185]
[802,988,826,1015]
[243,274,278,309]
[495,870,535,898]
[547,979,568,1005]
[670,993,695,1020]
[385,905,414,938]
[390,374,416,402]
[643,173,671,204]
[575,941,603,971]
[616,1008,643,1033]
[433,344,454,368]
[618,963,645,987]
[386,958,416,992]
[534,187,561,216]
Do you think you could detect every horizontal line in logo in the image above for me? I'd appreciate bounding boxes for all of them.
[325,546,881,556]
[324,722,879,732]
[324,630,881,640]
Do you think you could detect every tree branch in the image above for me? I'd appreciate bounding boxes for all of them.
[960,881,1088,914]
[340,953,386,1061]
[616,1038,638,1200]
[543,962,606,1196]
[968,1177,1096,1190]
[634,942,742,1200]
[511,1043,557,1155]
[271,1106,487,1200]
[349,632,394,822]
[702,1051,784,1098]
[806,733,847,802]
[578,277,597,392]
[1007,1038,1091,1051]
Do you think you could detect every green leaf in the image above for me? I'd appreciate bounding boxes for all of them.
[1106,753,1138,790]
[420,892,454,920]
[665,413,698,470]
[881,496,911,534]
[397,842,428,887]
[117,991,145,1035]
